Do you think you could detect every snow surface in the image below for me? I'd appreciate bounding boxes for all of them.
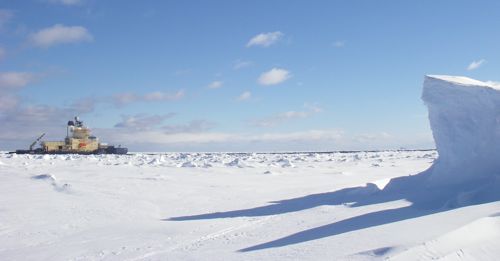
[0,150,499,260]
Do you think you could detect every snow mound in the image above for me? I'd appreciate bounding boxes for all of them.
[31,174,56,182]
[178,161,197,168]
[148,158,163,165]
[31,173,73,193]
[369,178,391,190]
[201,161,213,168]
[225,158,246,168]
[275,158,294,168]
[422,75,500,186]
[390,213,500,260]
[36,154,51,160]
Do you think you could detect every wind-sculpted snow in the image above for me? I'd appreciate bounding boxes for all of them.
[370,76,500,211]
[359,76,500,211]
[389,213,500,260]
[422,75,500,186]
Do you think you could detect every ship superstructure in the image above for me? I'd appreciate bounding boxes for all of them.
[14,117,128,154]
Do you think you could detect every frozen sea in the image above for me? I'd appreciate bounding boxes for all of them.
[0,150,498,260]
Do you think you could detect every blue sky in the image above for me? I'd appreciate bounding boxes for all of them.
[1,0,499,151]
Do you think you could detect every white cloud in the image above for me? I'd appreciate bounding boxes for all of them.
[174,69,191,76]
[237,91,251,101]
[467,59,485,71]
[253,111,308,127]
[0,88,183,147]
[102,128,343,147]
[44,90,185,112]
[0,95,18,111]
[0,103,89,145]
[114,113,176,131]
[258,68,291,86]
[162,120,215,134]
[102,130,234,146]
[91,127,371,152]
[113,90,184,106]
[30,24,93,48]
[0,72,35,89]
[0,98,431,152]
[70,96,99,113]
[333,41,345,48]
[47,0,82,5]
[207,81,223,89]
[304,103,323,113]
[233,60,253,70]
[0,71,35,112]
[112,93,137,105]
[0,47,5,60]
[282,111,308,118]
[143,90,185,101]
[246,31,283,47]
[353,132,391,143]
[253,104,323,127]
[0,9,13,29]
[248,130,343,143]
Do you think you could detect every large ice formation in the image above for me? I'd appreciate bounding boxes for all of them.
[422,75,500,186]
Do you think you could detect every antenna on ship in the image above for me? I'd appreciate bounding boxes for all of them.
[74,116,83,127]
[67,118,75,138]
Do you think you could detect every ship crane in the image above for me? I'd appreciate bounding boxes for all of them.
[29,133,46,151]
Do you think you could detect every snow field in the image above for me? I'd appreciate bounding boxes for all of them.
[1,150,498,260]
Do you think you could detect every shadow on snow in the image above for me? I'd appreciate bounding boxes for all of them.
[166,169,500,252]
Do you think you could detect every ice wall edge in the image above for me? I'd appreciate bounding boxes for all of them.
[422,75,500,186]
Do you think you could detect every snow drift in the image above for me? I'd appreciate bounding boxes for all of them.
[381,75,500,208]
[422,75,500,186]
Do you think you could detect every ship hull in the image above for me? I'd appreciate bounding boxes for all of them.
[12,147,128,155]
